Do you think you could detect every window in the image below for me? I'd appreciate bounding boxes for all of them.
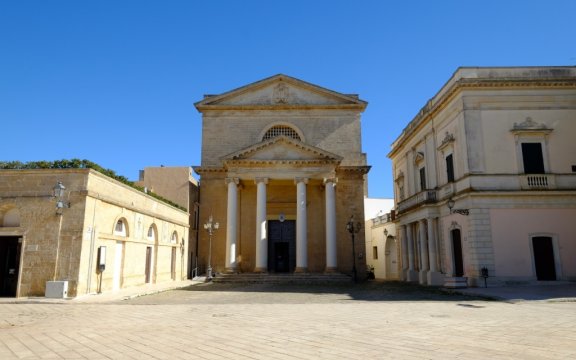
[446,154,455,182]
[419,167,427,191]
[373,246,378,260]
[114,219,127,236]
[521,143,545,174]
[147,225,156,242]
[262,125,301,141]
[170,231,178,244]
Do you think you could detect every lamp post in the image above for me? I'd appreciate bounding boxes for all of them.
[346,215,361,282]
[203,215,219,280]
[53,181,70,215]
[447,198,469,216]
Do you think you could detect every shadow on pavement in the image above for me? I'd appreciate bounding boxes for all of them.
[123,280,495,304]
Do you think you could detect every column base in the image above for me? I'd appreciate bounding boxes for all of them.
[427,271,445,286]
[406,270,419,282]
[324,267,338,274]
[253,267,268,273]
[294,267,308,273]
[224,267,238,274]
[419,270,428,285]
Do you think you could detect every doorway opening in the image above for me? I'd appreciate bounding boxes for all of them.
[145,246,152,283]
[267,220,296,272]
[451,229,464,277]
[532,236,556,280]
[0,236,22,297]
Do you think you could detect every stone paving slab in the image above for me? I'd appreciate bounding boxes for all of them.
[0,282,575,359]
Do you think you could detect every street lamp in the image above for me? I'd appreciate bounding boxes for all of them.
[346,215,361,282]
[447,198,469,216]
[52,181,70,215]
[203,215,219,280]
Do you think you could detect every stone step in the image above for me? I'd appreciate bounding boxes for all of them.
[212,272,352,284]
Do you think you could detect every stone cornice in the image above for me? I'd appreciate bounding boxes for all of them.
[388,75,576,158]
[223,159,341,167]
[193,166,227,175]
[337,166,371,174]
[196,104,366,111]
[221,135,343,162]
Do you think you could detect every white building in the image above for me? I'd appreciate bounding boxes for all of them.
[364,198,398,280]
[388,67,576,287]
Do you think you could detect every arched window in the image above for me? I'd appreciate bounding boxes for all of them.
[262,125,302,141]
[1,208,20,227]
[170,231,178,244]
[147,225,157,242]
[114,219,127,237]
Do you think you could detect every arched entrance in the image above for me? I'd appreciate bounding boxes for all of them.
[451,229,464,277]
[532,236,556,281]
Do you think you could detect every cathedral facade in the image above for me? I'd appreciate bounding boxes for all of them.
[194,75,370,277]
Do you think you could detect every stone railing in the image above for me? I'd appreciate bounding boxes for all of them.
[372,212,393,226]
[397,190,437,214]
[520,174,556,190]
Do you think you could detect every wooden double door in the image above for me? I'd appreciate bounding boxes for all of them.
[268,220,296,273]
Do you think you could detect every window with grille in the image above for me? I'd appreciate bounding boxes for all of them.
[262,125,301,141]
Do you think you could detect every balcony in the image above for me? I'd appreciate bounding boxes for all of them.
[372,211,394,226]
[520,174,556,190]
[397,190,437,214]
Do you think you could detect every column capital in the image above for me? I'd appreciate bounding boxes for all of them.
[225,177,240,185]
[323,177,338,185]
[294,177,309,185]
[254,177,268,185]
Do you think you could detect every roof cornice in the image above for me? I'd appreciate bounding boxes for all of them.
[388,72,576,158]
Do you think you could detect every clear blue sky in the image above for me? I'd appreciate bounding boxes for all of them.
[1,1,574,198]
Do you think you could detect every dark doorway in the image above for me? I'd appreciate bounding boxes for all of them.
[268,220,296,272]
[145,246,152,283]
[451,229,464,277]
[532,236,556,280]
[0,237,22,297]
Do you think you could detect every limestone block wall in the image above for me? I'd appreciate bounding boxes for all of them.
[201,109,365,167]
[335,170,367,278]
[78,171,188,296]
[0,169,188,298]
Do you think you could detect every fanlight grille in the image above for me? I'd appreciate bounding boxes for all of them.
[262,125,301,141]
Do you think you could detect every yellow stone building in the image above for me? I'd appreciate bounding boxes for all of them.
[194,74,370,277]
[0,168,189,298]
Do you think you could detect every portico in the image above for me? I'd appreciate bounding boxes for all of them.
[193,74,370,277]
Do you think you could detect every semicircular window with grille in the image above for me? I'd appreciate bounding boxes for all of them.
[262,125,302,141]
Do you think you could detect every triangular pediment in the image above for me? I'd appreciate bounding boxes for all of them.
[195,74,367,110]
[221,136,342,163]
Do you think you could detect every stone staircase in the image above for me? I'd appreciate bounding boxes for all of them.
[211,272,352,284]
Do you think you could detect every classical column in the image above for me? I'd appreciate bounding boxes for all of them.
[418,219,429,285]
[427,218,437,272]
[400,225,408,280]
[427,217,444,285]
[254,178,268,273]
[406,223,417,282]
[225,177,239,272]
[294,178,308,272]
[324,178,337,272]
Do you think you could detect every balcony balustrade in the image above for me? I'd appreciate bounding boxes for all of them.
[397,190,437,214]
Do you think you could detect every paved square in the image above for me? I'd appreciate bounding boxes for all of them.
[1,282,575,359]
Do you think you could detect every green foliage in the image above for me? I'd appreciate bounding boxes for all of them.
[0,159,187,212]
